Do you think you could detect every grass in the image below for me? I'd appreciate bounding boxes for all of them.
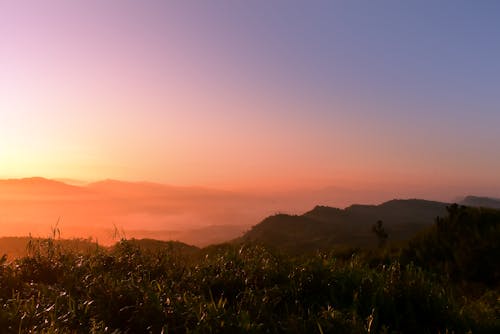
[0,237,498,333]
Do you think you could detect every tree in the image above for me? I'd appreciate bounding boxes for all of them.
[372,220,388,248]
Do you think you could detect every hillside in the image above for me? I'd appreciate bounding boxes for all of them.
[460,195,500,209]
[2,177,381,246]
[240,199,448,252]
[0,208,497,333]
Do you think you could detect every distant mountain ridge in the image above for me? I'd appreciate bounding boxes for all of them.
[239,199,449,252]
[0,177,86,195]
[460,195,500,209]
[3,177,498,248]
[0,177,269,245]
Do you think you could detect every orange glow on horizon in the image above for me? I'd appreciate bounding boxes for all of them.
[2,1,500,245]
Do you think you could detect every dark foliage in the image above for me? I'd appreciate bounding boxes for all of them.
[402,204,500,286]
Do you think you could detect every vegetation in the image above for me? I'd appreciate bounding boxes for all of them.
[0,237,102,260]
[371,220,388,248]
[239,199,448,252]
[0,205,498,333]
[402,204,500,286]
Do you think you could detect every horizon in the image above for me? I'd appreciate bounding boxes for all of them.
[0,174,499,247]
[1,175,499,203]
[1,1,500,244]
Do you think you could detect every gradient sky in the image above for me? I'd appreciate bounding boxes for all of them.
[1,1,500,196]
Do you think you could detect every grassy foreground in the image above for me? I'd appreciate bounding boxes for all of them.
[0,206,498,333]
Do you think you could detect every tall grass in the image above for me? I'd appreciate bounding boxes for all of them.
[0,236,497,333]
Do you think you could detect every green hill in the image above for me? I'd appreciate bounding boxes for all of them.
[240,199,448,252]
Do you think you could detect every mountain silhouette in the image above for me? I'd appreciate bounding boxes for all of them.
[0,177,266,245]
[239,199,449,252]
[0,177,88,198]
[460,195,500,209]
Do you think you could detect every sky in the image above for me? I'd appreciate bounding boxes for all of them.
[1,0,500,197]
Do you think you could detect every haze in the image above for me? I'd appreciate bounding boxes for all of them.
[1,1,500,243]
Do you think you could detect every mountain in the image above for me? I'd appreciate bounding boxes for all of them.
[0,177,254,245]
[0,177,88,198]
[1,177,471,249]
[239,199,449,252]
[460,195,500,209]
